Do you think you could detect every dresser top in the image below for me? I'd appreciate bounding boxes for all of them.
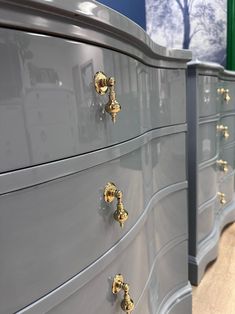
[0,0,191,67]
[187,60,224,71]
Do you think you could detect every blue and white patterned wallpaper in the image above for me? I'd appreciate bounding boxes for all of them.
[146,0,227,65]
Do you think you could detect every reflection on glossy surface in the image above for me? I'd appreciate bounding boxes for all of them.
[219,80,235,113]
[198,163,217,205]
[198,121,219,163]
[198,200,216,243]
[0,28,186,172]
[46,195,188,314]
[0,131,185,313]
[198,76,220,117]
[220,115,235,144]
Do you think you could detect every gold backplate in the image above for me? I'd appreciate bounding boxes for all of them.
[104,182,117,203]
[94,71,108,95]
[112,274,124,294]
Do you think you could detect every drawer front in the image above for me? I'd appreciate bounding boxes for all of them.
[198,163,217,206]
[0,28,186,173]
[198,75,220,117]
[198,197,216,243]
[219,81,235,112]
[219,115,235,145]
[0,134,186,314]
[135,241,188,314]
[18,218,187,314]
[151,133,186,193]
[198,120,218,163]
[220,143,235,172]
[218,173,234,206]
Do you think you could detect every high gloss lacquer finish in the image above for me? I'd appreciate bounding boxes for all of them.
[187,61,235,285]
[0,1,192,313]
[0,28,187,173]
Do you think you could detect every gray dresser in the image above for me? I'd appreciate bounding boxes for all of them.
[187,61,235,285]
[0,1,192,313]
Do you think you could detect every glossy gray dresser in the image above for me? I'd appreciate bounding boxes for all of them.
[0,1,192,313]
[187,61,235,285]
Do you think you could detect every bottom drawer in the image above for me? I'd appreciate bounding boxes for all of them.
[45,242,188,314]
[17,188,187,314]
[130,241,188,314]
[198,163,217,205]
[220,144,235,172]
[218,172,234,208]
[198,196,217,243]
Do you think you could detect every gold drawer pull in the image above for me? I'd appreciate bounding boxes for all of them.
[94,71,121,123]
[104,182,128,228]
[217,124,229,139]
[217,88,231,104]
[112,274,134,314]
[217,160,228,173]
[218,192,226,205]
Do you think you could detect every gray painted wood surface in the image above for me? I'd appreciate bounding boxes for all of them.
[0,1,192,313]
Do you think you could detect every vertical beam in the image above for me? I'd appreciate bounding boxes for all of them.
[227,0,235,69]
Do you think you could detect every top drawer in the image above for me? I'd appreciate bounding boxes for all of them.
[218,80,235,112]
[0,28,186,173]
[198,75,220,117]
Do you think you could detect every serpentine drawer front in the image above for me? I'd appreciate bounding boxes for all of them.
[198,75,220,117]
[219,115,235,144]
[12,187,188,314]
[220,144,235,171]
[218,71,235,113]
[198,119,219,163]
[0,1,192,313]
[0,27,187,173]
[198,162,217,206]
[0,132,186,314]
[188,61,235,285]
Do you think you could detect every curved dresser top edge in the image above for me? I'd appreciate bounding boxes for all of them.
[187,60,224,71]
[188,60,235,79]
[0,124,187,195]
[220,69,235,80]
[15,181,187,314]
[0,0,192,67]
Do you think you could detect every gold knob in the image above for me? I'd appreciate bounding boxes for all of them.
[103,182,128,228]
[217,88,231,104]
[112,274,134,314]
[218,192,226,205]
[217,160,228,173]
[217,124,230,139]
[94,71,121,123]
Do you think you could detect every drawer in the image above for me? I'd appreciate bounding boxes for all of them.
[133,241,188,314]
[198,120,218,163]
[198,162,217,206]
[0,134,186,314]
[151,133,186,192]
[18,228,187,314]
[219,115,235,145]
[198,75,220,117]
[218,172,234,207]
[219,143,235,172]
[219,81,235,112]
[198,196,217,243]
[0,28,186,173]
